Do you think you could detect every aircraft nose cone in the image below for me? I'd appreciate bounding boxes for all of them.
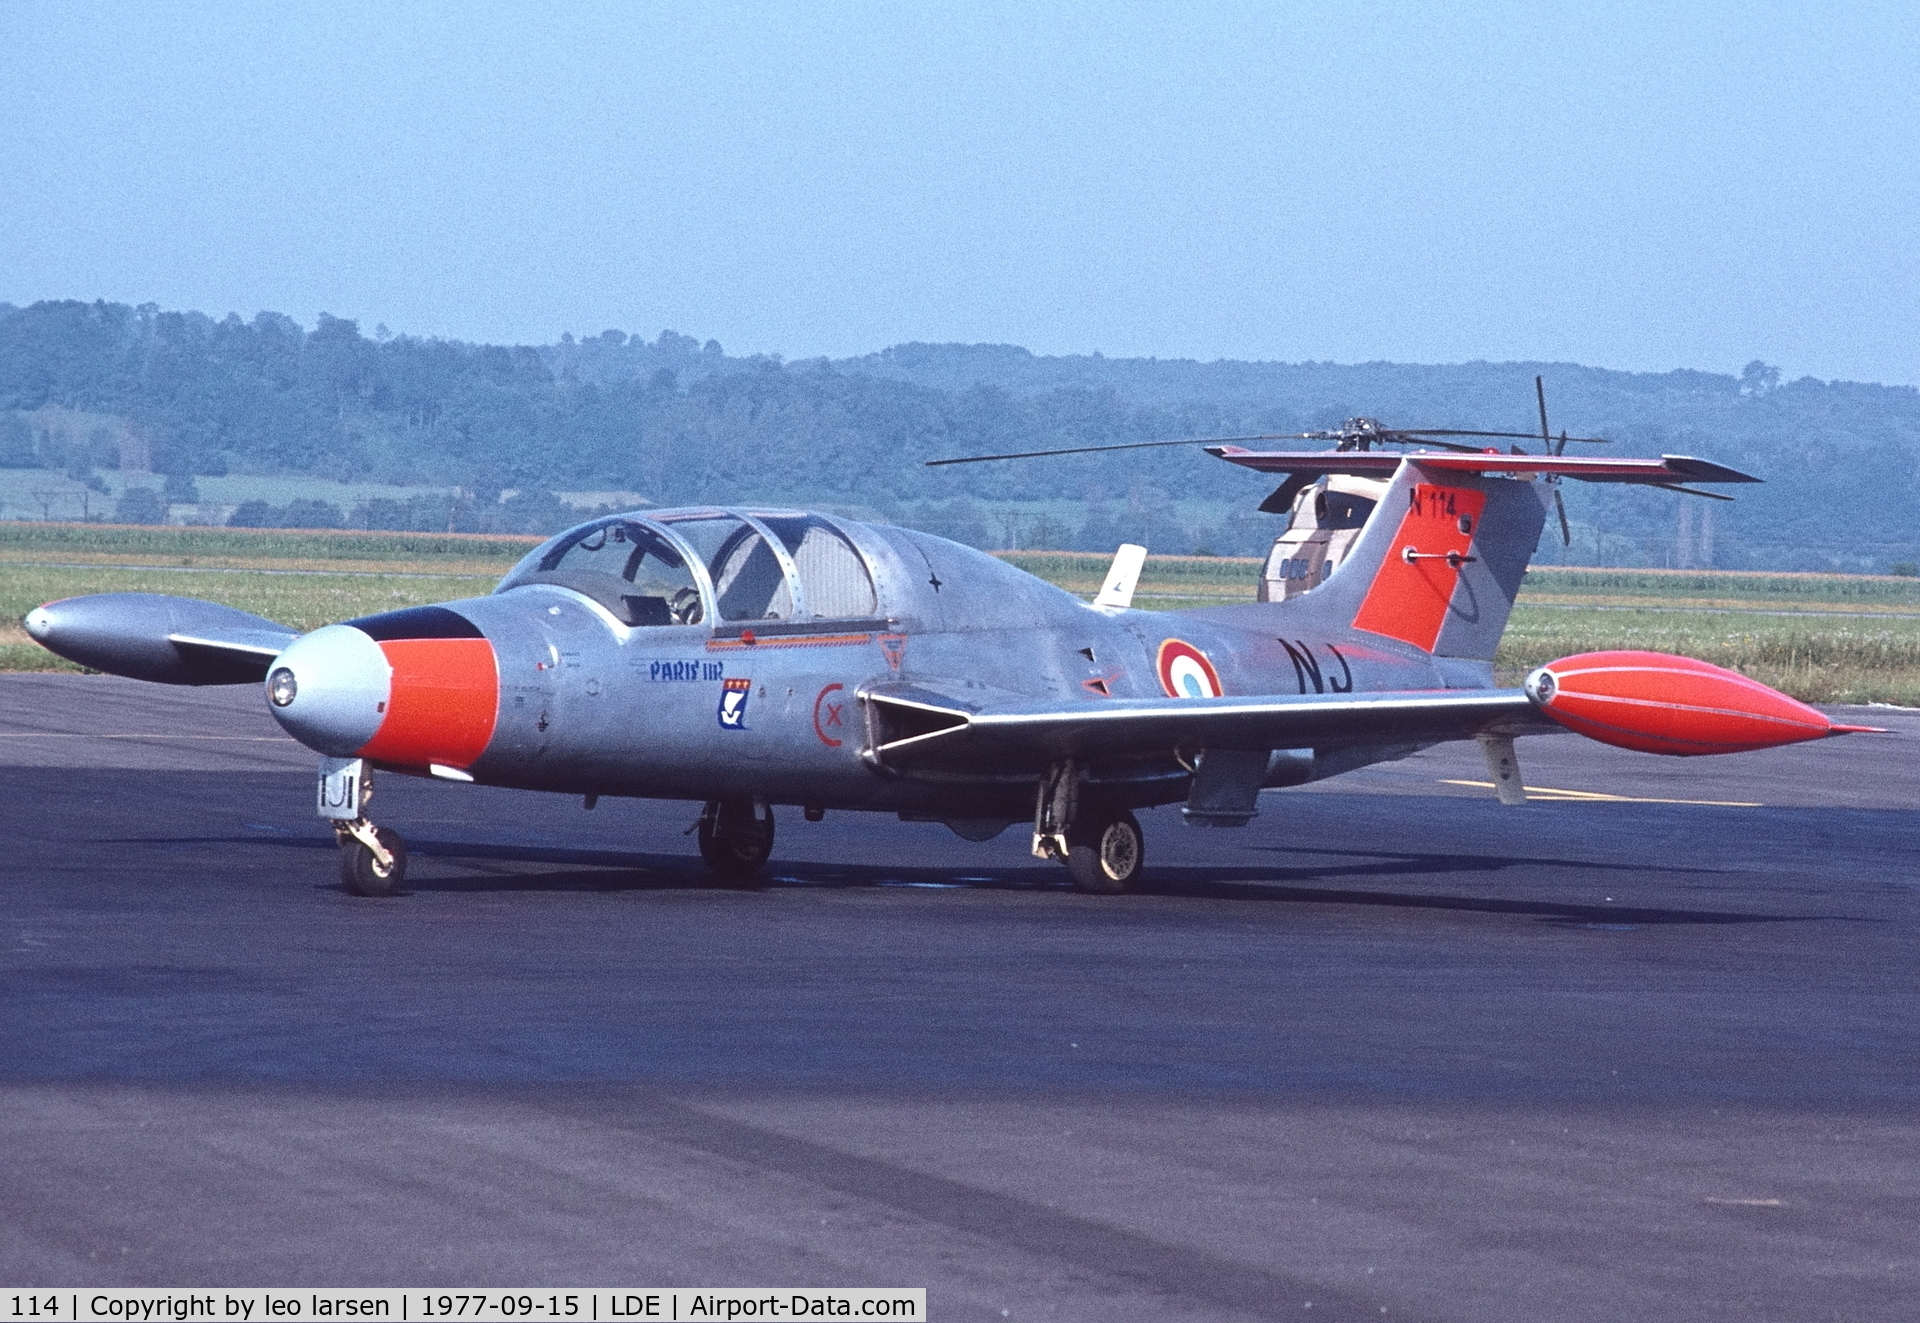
[23,605,54,641]
[265,624,391,756]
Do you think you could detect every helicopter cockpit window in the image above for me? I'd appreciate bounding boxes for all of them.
[757,515,877,618]
[504,518,705,626]
[659,515,794,622]
[1318,490,1376,530]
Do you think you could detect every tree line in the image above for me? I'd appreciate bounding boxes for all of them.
[2,298,1918,569]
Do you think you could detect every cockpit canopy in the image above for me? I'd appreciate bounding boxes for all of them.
[495,509,880,628]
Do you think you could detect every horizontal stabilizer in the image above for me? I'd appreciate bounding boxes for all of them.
[23,593,298,685]
[1207,447,1761,487]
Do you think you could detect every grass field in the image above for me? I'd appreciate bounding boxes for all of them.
[0,520,539,571]
[0,523,538,672]
[1491,568,1920,704]
[6,525,1918,703]
[998,551,1256,607]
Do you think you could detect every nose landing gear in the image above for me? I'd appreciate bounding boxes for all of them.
[320,756,409,897]
[336,818,409,897]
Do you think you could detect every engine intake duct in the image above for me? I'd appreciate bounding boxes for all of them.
[863,685,974,762]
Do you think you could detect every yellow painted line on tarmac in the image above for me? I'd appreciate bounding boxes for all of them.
[1440,779,1763,807]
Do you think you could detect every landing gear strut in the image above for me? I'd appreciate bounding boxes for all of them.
[1033,761,1146,894]
[698,796,775,879]
[320,756,408,897]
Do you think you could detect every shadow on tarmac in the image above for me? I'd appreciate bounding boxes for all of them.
[119,831,1852,928]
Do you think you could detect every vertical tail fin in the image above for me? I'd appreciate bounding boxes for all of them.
[1302,459,1548,661]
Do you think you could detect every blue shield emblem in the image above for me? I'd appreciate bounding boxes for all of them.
[717,677,751,729]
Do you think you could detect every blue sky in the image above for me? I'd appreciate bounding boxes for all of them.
[5,2,1917,382]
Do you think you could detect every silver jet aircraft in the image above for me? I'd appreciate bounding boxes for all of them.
[24,437,1877,897]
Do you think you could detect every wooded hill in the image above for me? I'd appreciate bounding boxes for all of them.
[2,298,1915,570]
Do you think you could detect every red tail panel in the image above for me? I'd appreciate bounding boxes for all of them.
[1351,482,1487,651]
[357,638,499,769]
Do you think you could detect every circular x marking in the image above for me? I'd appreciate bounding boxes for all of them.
[812,683,848,747]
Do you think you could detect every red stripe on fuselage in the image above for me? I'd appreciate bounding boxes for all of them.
[357,637,499,769]
[1351,482,1487,652]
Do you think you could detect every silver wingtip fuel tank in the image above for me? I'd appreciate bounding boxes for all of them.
[22,592,297,685]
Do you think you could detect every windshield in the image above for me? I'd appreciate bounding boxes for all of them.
[498,517,704,626]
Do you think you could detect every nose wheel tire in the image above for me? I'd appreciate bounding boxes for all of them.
[697,798,776,879]
[1066,810,1144,894]
[340,825,408,897]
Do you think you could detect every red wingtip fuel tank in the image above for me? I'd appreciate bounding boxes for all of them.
[1525,650,1883,756]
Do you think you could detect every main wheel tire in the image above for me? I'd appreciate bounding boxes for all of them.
[341,826,408,897]
[1066,810,1144,894]
[697,798,776,879]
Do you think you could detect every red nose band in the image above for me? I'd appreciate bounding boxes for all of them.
[357,637,499,769]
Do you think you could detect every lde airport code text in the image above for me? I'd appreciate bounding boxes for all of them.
[4,1295,922,1323]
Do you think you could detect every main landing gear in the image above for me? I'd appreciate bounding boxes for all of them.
[1065,811,1145,894]
[1033,760,1146,894]
[697,796,776,879]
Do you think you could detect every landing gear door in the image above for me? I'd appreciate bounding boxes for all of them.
[317,757,365,820]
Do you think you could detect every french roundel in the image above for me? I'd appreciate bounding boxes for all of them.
[1157,639,1222,698]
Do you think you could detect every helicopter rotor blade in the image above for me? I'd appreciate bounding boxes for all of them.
[924,435,1302,466]
[1653,483,1737,502]
[1401,427,1608,444]
[924,429,1536,466]
[1356,433,1498,453]
[925,411,1609,468]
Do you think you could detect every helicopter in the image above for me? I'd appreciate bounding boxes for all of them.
[22,380,1877,898]
[924,378,1682,600]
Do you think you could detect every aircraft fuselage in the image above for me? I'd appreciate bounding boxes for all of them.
[265,511,1464,824]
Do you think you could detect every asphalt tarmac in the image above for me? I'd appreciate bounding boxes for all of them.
[2,674,1917,1321]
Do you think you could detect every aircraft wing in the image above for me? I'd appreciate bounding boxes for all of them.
[863,682,1554,773]
[23,592,299,685]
